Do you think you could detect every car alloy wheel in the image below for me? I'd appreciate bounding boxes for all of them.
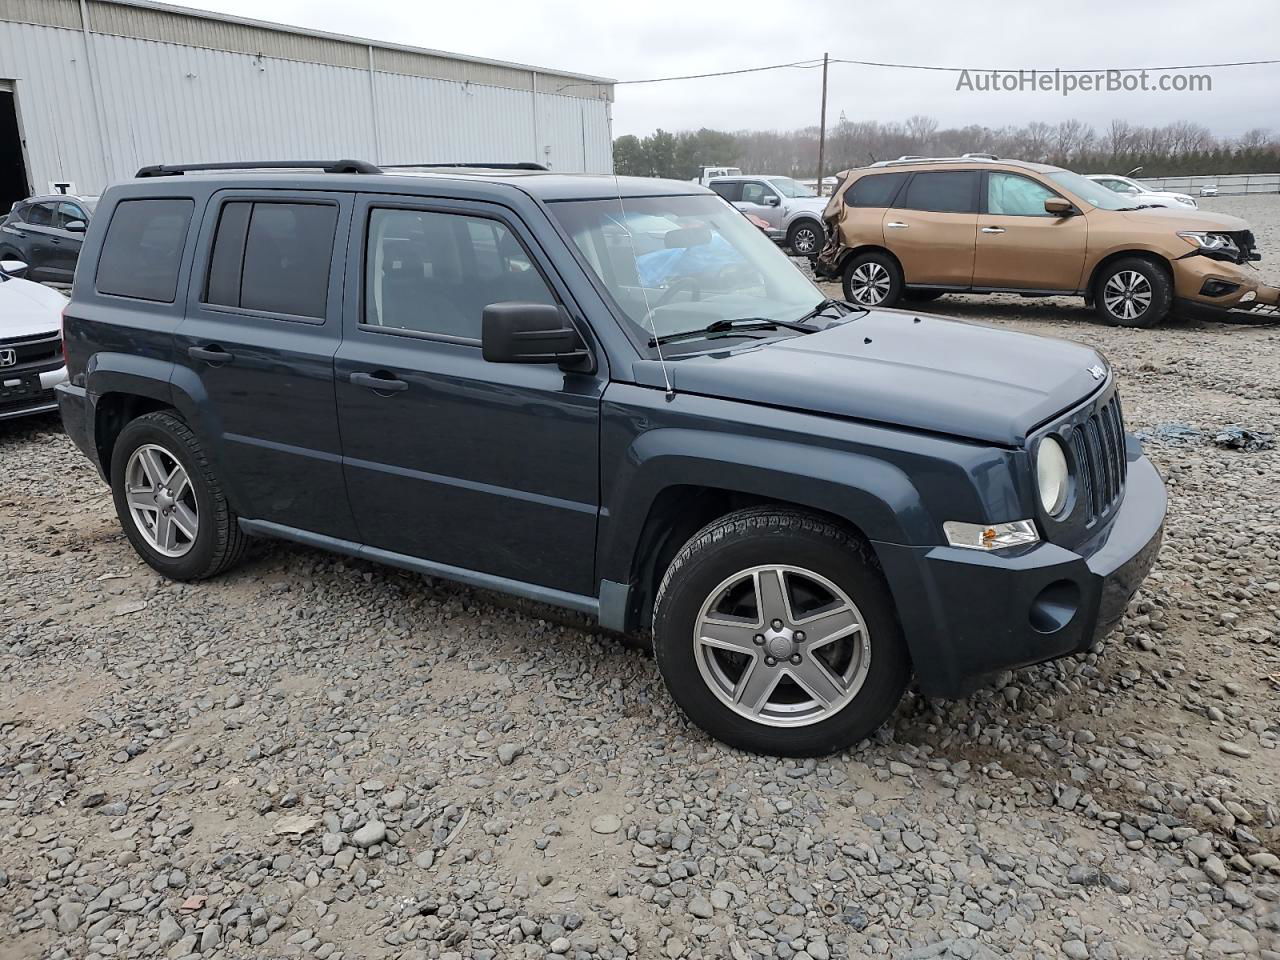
[790,224,820,255]
[693,564,872,727]
[847,262,892,306]
[124,443,199,557]
[1102,270,1153,323]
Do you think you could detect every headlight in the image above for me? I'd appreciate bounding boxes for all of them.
[1036,437,1070,516]
[943,520,1039,551]
[1178,231,1238,255]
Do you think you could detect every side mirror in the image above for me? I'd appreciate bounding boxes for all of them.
[1044,197,1074,217]
[65,219,87,233]
[763,195,781,207]
[482,301,591,370]
[0,259,28,278]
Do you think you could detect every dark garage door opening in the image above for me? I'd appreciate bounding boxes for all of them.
[0,91,30,215]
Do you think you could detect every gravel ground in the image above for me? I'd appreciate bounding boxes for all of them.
[2,197,1280,960]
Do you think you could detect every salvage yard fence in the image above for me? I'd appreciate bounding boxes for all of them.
[1140,173,1280,196]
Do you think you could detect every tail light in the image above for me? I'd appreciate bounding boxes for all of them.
[61,303,69,367]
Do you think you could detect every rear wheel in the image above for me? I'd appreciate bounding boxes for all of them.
[841,251,903,308]
[1094,257,1171,328]
[787,219,823,258]
[652,508,909,757]
[110,411,248,580]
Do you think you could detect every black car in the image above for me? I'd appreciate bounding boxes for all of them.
[0,194,97,283]
[55,160,1166,757]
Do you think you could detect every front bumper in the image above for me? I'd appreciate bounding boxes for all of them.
[874,445,1166,699]
[0,364,66,421]
[1170,254,1279,321]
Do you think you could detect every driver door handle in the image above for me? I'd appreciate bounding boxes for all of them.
[350,371,409,393]
[886,221,909,229]
[981,226,1006,234]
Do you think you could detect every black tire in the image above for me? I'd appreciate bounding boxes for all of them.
[652,507,909,757]
[787,219,823,258]
[110,411,248,580]
[903,289,945,302]
[1093,257,1171,328]
[841,251,904,308]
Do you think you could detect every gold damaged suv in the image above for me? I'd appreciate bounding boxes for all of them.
[816,157,1280,327]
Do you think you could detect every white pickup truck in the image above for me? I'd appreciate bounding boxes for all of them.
[690,165,742,186]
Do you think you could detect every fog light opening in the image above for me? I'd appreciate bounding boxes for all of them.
[1029,580,1081,634]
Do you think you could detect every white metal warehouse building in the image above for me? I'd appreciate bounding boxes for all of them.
[0,0,616,209]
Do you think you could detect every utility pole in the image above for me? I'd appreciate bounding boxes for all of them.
[816,52,829,196]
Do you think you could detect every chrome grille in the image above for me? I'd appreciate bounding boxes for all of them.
[0,332,62,369]
[1068,394,1127,523]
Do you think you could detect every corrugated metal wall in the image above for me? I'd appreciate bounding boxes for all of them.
[0,12,614,195]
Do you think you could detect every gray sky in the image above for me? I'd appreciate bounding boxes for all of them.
[194,0,1279,139]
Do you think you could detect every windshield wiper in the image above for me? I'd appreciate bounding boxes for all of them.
[647,316,815,348]
[794,298,863,324]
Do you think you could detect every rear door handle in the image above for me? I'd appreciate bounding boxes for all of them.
[188,345,235,363]
[350,370,408,393]
[981,226,1006,234]
[886,221,909,229]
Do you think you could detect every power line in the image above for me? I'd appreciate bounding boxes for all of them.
[829,56,1280,74]
[558,55,1280,90]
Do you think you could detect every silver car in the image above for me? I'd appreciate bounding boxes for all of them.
[709,176,828,256]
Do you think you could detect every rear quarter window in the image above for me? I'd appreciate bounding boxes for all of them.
[845,172,908,207]
[96,198,194,302]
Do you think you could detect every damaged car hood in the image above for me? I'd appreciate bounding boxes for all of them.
[653,310,1108,446]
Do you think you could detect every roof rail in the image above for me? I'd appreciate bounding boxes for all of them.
[135,159,382,178]
[868,155,1013,168]
[381,162,549,171]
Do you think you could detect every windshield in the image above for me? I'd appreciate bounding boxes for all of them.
[549,194,824,350]
[769,177,815,198]
[1048,171,1140,210]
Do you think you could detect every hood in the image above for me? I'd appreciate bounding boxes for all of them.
[657,311,1107,446]
[1141,190,1196,204]
[0,277,66,339]
[1113,206,1248,231]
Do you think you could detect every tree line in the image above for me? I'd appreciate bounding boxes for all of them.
[613,117,1280,180]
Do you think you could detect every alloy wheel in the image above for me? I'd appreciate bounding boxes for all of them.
[693,564,872,728]
[1102,270,1153,322]
[847,262,891,305]
[791,226,820,255]
[124,444,199,557]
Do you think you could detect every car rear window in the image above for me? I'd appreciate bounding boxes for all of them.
[845,172,908,208]
[96,198,194,302]
[205,201,338,320]
[897,171,979,214]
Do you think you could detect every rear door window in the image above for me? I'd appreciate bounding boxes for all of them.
[897,172,979,214]
[96,198,194,302]
[845,172,908,207]
[25,202,55,227]
[204,201,338,320]
[710,181,742,202]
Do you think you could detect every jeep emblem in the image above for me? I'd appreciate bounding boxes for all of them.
[1087,364,1105,381]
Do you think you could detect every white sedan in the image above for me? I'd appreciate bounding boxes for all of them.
[1086,174,1198,209]
[0,259,68,421]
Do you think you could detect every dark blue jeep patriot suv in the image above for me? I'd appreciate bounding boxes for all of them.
[56,159,1166,757]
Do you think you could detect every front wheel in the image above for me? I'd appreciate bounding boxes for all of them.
[1094,258,1171,328]
[841,251,903,308]
[652,508,909,757]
